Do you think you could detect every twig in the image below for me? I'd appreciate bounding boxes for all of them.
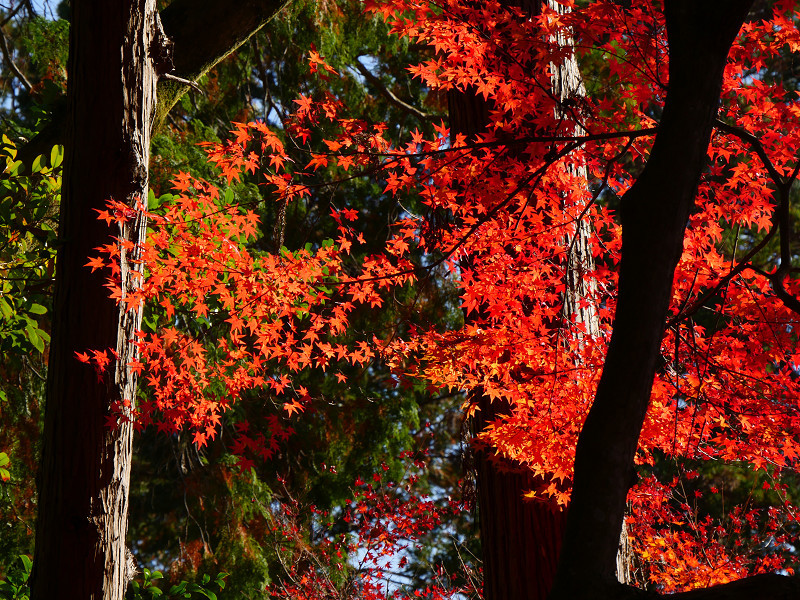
[0,25,32,91]
[354,58,435,123]
[160,72,203,94]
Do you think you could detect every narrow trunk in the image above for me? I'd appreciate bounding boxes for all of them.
[31,1,160,598]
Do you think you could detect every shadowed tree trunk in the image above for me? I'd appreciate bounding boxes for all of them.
[450,2,618,598]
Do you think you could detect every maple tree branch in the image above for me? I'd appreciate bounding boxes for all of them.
[333,141,582,288]
[292,126,658,166]
[712,119,800,319]
[667,222,777,327]
[714,119,784,185]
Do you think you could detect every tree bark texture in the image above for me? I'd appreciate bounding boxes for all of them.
[470,399,568,600]
[451,2,608,598]
[31,1,160,598]
[549,2,755,598]
[18,0,290,167]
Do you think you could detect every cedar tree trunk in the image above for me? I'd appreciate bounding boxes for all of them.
[451,2,612,598]
[31,1,160,598]
[30,1,290,598]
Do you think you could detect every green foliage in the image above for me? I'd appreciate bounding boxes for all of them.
[16,17,69,78]
[127,3,464,595]
[0,555,31,600]
[0,8,69,136]
[0,559,227,600]
[0,139,57,573]
[0,138,60,362]
[128,569,228,600]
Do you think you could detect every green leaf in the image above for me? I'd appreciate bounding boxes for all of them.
[19,554,32,573]
[146,585,163,596]
[28,303,47,315]
[168,582,187,595]
[213,573,228,589]
[25,324,44,353]
[223,187,234,204]
[50,145,63,169]
[8,160,23,175]
[31,154,43,173]
[0,452,9,467]
[0,297,12,320]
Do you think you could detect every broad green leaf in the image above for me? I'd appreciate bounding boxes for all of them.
[0,297,13,320]
[50,144,63,169]
[25,323,44,353]
[168,582,187,595]
[28,303,47,315]
[19,554,31,572]
[7,159,22,175]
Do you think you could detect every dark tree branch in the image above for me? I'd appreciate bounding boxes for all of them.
[156,0,291,127]
[667,221,777,326]
[0,25,32,91]
[668,573,800,600]
[0,2,26,27]
[714,120,784,185]
[714,121,800,316]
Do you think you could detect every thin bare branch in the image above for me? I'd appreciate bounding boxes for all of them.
[354,58,436,123]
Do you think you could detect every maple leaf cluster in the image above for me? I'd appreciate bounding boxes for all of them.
[86,0,800,590]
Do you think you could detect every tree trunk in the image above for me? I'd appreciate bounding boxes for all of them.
[31,1,160,598]
[549,2,754,598]
[451,2,614,598]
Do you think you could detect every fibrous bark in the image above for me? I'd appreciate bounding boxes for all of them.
[31,1,160,598]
